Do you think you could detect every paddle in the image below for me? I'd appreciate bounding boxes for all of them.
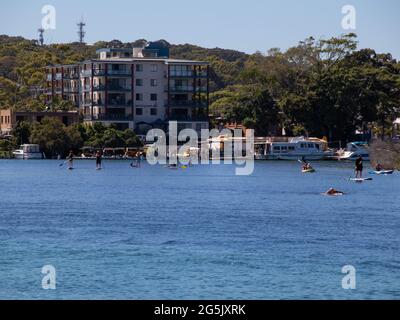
[59,161,68,167]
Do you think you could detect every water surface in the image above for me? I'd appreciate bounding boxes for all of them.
[0,160,399,299]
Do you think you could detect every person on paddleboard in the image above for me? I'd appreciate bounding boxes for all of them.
[67,150,74,169]
[96,150,102,169]
[355,156,363,178]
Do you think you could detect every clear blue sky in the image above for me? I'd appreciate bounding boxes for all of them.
[0,0,399,58]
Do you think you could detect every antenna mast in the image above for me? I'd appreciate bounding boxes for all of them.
[77,20,86,43]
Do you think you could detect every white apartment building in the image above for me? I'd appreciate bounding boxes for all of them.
[46,44,210,135]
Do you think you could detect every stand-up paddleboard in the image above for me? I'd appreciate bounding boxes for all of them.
[349,177,373,182]
[369,170,394,175]
[96,167,102,170]
[302,168,316,173]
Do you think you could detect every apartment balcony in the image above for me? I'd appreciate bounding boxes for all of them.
[108,85,131,92]
[165,86,207,93]
[81,70,92,77]
[167,100,207,108]
[84,114,133,121]
[107,70,132,77]
[93,69,106,76]
[169,71,207,78]
[93,85,106,91]
[63,73,79,79]
[55,73,62,81]
[64,88,79,94]
[108,101,131,107]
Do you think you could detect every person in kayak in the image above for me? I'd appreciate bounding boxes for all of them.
[301,157,313,171]
[67,150,74,169]
[375,163,383,172]
[326,188,344,196]
[355,156,363,178]
[95,150,102,169]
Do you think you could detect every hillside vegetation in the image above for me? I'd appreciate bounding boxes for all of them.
[1,34,399,142]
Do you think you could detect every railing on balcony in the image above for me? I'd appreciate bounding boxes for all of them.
[107,70,132,76]
[107,85,131,91]
[108,100,130,107]
[169,71,207,78]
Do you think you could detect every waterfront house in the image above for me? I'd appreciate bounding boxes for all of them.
[45,42,210,135]
[0,109,79,135]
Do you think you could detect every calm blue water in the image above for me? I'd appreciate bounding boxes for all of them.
[0,160,399,299]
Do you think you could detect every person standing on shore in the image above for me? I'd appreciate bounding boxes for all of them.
[67,150,74,170]
[96,150,103,170]
[355,156,363,178]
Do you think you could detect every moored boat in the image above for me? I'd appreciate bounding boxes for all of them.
[12,144,44,160]
[337,142,370,161]
[267,137,333,160]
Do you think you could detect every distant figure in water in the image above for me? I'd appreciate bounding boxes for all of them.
[375,163,383,172]
[96,150,102,169]
[355,156,363,178]
[67,150,74,169]
[326,188,344,196]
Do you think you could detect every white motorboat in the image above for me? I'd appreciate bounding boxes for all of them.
[266,137,334,160]
[337,142,369,161]
[13,144,44,159]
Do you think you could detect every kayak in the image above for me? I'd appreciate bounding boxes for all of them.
[302,168,316,173]
[369,170,394,175]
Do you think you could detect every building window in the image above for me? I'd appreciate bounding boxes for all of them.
[136,79,143,86]
[136,108,143,115]
[150,108,157,116]
[136,64,143,72]
[150,94,158,101]
[136,93,143,101]
[150,79,157,87]
[150,64,158,72]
